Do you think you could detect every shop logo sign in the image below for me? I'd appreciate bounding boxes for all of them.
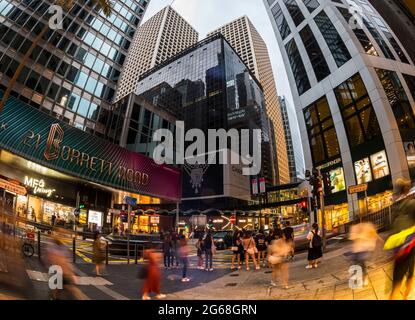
[44,123,64,161]
[24,176,56,197]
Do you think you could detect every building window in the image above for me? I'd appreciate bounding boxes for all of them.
[372,16,409,64]
[314,10,351,67]
[285,39,311,95]
[376,69,415,130]
[299,25,330,81]
[336,7,378,56]
[362,18,395,60]
[271,3,291,40]
[283,0,305,26]
[403,74,415,102]
[304,96,340,165]
[302,0,319,13]
[334,73,382,148]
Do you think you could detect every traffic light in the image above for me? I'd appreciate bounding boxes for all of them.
[299,200,307,212]
[322,172,335,195]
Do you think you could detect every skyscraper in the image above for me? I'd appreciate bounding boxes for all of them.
[279,96,304,182]
[264,0,415,223]
[115,6,199,101]
[208,16,290,185]
[0,0,150,136]
[131,34,270,210]
[368,0,415,64]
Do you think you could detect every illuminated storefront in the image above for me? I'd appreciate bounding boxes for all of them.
[0,95,181,231]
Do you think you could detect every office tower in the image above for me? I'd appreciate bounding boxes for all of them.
[264,0,415,223]
[126,34,270,210]
[367,0,415,64]
[279,96,304,182]
[0,0,150,136]
[115,6,199,101]
[208,15,290,185]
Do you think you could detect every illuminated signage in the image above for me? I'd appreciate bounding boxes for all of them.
[24,176,55,197]
[88,210,103,227]
[0,93,181,201]
[150,216,160,224]
[212,219,224,223]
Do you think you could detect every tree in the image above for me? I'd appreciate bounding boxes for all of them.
[0,0,113,113]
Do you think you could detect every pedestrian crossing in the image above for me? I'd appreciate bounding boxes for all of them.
[25,269,113,286]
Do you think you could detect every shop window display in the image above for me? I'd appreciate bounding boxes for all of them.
[370,150,390,180]
[328,167,346,193]
[354,158,372,184]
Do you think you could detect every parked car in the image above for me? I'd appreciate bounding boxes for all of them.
[213,231,233,250]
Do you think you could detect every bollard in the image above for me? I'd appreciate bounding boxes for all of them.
[134,243,138,264]
[37,230,41,259]
[127,234,130,265]
[105,241,109,265]
[72,236,76,263]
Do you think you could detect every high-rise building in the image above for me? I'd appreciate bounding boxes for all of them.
[264,0,415,223]
[208,16,290,185]
[0,1,182,229]
[368,0,415,64]
[129,34,271,210]
[279,96,304,182]
[0,0,150,136]
[115,6,199,101]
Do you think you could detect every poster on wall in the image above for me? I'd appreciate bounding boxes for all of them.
[370,150,390,180]
[404,141,415,179]
[88,210,103,227]
[354,158,372,184]
[329,167,346,193]
[251,178,258,195]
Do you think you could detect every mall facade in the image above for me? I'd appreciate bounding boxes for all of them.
[264,0,415,224]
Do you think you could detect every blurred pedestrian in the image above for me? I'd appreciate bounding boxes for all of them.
[45,234,85,300]
[242,231,259,270]
[179,236,190,282]
[195,236,205,269]
[231,231,243,270]
[349,222,381,287]
[162,233,172,269]
[171,231,180,268]
[203,232,214,271]
[142,249,166,300]
[268,237,291,288]
[306,223,322,269]
[255,229,267,267]
[92,232,106,276]
[283,221,295,260]
[384,178,415,300]
[274,223,283,239]
[51,212,56,226]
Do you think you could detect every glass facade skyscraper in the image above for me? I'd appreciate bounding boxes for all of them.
[0,0,149,137]
[116,34,271,210]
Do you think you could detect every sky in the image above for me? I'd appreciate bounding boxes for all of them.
[142,0,294,107]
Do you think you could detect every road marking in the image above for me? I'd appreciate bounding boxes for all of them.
[26,270,113,286]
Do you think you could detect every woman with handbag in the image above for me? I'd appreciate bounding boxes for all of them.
[231,231,243,270]
[242,232,259,271]
[268,237,291,288]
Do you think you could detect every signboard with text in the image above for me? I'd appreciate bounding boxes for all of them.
[348,184,368,194]
[0,92,181,201]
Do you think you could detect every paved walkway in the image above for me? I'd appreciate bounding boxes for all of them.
[1,231,414,300]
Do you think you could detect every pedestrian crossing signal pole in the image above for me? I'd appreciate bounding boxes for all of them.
[315,168,327,252]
